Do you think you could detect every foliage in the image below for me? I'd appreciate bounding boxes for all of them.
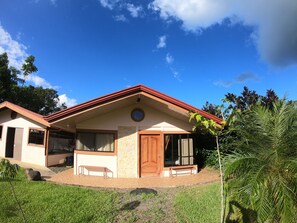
[224,86,279,112]
[190,112,225,223]
[0,52,66,115]
[202,101,224,119]
[199,149,219,167]
[174,183,220,223]
[0,159,26,222]
[21,55,38,78]
[14,86,66,115]
[224,100,297,223]
[0,159,19,180]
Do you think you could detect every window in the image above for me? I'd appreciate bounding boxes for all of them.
[48,131,75,154]
[0,126,2,139]
[76,132,115,152]
[28,128,45,145]
[164,134,196,167]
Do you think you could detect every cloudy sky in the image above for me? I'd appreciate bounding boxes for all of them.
[1,0,296,108]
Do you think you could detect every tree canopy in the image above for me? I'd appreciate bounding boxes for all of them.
[0,52,66,115]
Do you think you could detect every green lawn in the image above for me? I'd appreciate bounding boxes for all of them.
[0,170,220,223]
[174,183,220,223]
[0,170,118,223]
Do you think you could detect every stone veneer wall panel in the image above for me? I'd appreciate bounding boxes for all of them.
[117,126,137,178]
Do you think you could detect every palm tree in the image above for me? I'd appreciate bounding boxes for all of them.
[224,100,297,222]
[0,159,27,222]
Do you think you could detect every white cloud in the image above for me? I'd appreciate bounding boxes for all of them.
[98,0,118,10]
[99,1,144,19]
[0,25,28,69]
[126,3,144,18]
[113,14,128,22]
[171,68,182,82]
[58,94,78,107]
[25,74,58,89]
[151,0,297,67]
[157,35,167,48]
[165,53,174,64]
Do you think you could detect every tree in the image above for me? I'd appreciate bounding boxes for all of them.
[0,159,26,222]
[224,100,297,222]
[202,101,224,119]
[190,113,226,223]
[0,52,66,115]
[224,86,279,113]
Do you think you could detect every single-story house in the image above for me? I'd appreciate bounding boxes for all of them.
[0,85,221,178]
[0,102,74,167]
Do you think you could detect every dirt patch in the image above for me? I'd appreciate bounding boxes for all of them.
[114,186,181,223]
[113,181,220,223]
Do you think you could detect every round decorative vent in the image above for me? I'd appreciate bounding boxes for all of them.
[131,108,145,122]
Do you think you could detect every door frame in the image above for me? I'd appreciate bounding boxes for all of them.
[5,127,24,161]
[5,127,16,158]
[138,131,164,177]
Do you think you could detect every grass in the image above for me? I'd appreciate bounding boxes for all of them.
[0,169,221,223]
[174,183,220,223]
[0,170,118,223]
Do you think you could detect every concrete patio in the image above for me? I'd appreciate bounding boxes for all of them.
[48,167,220,189]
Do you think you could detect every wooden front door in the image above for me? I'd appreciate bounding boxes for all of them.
[140,134,162,177]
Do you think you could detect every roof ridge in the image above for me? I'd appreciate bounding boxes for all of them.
[45,84,222,123]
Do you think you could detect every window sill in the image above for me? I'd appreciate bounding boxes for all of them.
[27,143,45,147]
[74,150,116,156]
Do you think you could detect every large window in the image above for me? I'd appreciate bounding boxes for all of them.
[28,128,45,145]
[76,132,115,152]
[164,134,196,167]
[48,131,75,154]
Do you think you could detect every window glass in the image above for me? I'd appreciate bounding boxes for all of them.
[164,134,196,167]
[77,132,115,152]
[48,131,75,154]
[28,129,45,145]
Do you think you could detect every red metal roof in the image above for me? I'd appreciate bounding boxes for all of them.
[45,85,222,123]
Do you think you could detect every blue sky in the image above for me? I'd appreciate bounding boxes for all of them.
[0,0,297,108]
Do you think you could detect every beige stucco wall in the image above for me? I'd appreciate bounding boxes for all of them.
[0,110,46,166]
[117,126,137,178]
[77,104,193,132]
[75,104,193,178]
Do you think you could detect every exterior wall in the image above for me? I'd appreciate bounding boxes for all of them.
[76,104,193,178]
[74,152,117,178]
[0,110,46,166]
[77,104,193,132]
[117,126,137,178]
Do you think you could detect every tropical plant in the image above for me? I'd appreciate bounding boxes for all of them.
[0,159,26,222]
[190,113,226,223]
[224,100,297,222]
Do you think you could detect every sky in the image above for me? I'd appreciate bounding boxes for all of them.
[0,0,297,108]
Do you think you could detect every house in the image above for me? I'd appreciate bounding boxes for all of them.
[0,85,221,178]
[0,102,74,167]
